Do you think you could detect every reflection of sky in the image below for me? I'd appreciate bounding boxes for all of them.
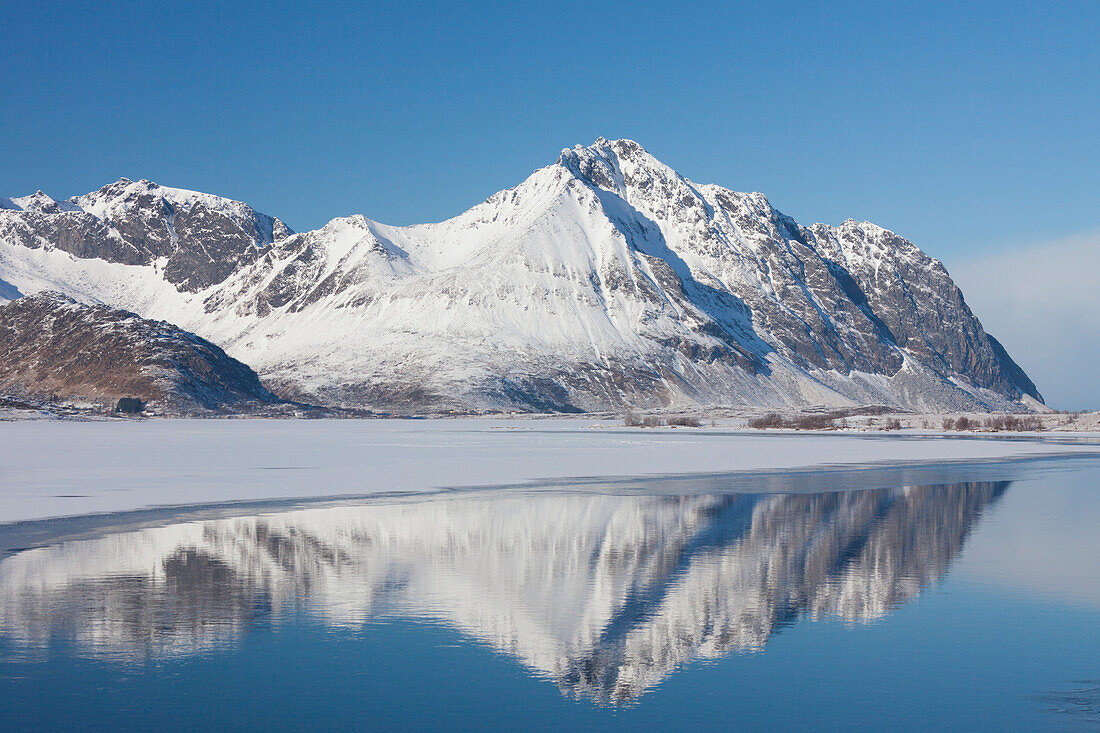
[951,469,1100,607]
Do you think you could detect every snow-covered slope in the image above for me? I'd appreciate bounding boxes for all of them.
[0,482,1005,701]
[0,140,1040,411]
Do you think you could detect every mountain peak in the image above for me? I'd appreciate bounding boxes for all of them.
[559,137,649,164]
[72,178,290,237]
[554,137,660,198]
[2,190,79,214]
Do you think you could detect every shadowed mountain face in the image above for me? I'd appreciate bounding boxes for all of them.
[0,481,1006,702]
[0,140,1038,412]
[0,291,279,412]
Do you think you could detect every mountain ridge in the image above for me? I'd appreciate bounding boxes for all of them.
[0,138,1042,412]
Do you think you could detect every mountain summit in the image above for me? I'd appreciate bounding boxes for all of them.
[0,139,1041,412]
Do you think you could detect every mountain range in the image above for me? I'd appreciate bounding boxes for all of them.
[0,139,1041,413]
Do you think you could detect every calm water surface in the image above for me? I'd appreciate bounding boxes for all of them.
[1,458,1098,731]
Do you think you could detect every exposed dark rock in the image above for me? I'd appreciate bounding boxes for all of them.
[0,292,280,412]
[114,397,146,414]
[0,180,291,292]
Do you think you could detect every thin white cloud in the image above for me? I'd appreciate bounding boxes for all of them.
[948,230,1100,410]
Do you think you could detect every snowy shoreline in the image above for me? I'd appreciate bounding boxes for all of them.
[1,418,1098,525]
[3,401,1099,433]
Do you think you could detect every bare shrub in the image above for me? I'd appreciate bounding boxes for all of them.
[942,417,956,431]
[668,415,702,427]
[792,414,835,430]
[748,412,843,430]
[1021,415,1042,431]
[624,410,642,427]
[748,412,784,429]
[980,414,1043,432]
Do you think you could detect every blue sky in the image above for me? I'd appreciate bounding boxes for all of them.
[3,1,1096,247]
[2,0,1098,405]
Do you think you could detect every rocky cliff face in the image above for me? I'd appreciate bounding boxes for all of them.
[0,292,279,412]
[0,140,1041,412]
[0,179,291,292]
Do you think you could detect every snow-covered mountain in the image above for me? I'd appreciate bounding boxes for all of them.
[0,140,1041,411]
[0,482,1006,701]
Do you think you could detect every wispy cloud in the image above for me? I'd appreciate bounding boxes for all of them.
[948,230,1100,410]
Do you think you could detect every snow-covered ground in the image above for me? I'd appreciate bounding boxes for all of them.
[1,418,1097,524]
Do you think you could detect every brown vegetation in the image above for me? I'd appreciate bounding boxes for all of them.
[747,408,896,430]
[942,414,1044,432]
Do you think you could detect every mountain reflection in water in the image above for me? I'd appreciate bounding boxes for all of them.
[0,481,1007,703]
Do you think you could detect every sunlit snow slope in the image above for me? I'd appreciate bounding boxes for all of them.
[0,139,1040,411]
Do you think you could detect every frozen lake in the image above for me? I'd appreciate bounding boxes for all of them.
[1,418,1098,523]
[0,447,1098,730]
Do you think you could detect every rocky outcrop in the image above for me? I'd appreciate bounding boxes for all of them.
[0,179,292,292]
[0,292,279,412]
